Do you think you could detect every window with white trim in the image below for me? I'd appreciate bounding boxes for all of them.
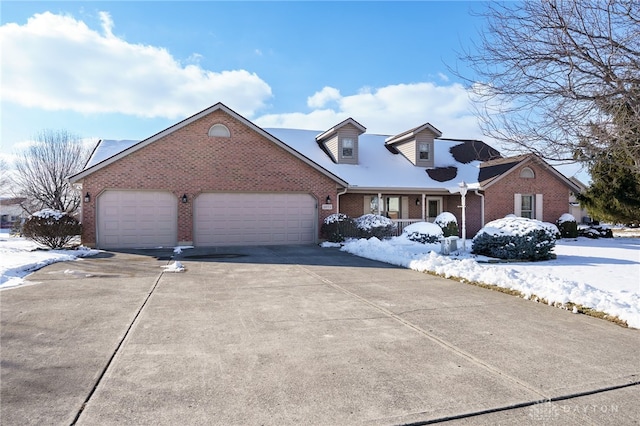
[208,124,230,137]
[418,142,430,160]
[521,194,534,219]
[342,138,354,158]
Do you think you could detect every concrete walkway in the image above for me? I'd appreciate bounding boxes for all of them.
[1,245,638,425]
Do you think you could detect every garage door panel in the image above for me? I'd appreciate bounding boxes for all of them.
[98,191,177,249]
[194,193,317,246]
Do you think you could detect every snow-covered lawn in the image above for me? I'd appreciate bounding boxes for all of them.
[0,231,98,289]
[330,232,640,329]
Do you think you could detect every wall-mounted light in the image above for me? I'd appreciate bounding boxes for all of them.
[325,195,332,204]
[415,197,421,206]
[84,192,91,203]
[181,194,188,203]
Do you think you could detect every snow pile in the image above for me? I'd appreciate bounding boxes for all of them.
[435,212,457,226]
[31,209,66,220]
[162,261,185,272]
[558,213,576,224]
[173,246,193,254]
[354,214,394,230]
[324,213,350,224]
[337,234,640,329]
[403,222,443,237]
[475,215,559,239]
[0,234,98,289]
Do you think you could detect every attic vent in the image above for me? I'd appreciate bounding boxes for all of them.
[208,124,230,137]
[520,167,535,178]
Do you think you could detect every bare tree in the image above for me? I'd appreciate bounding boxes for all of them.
[12,130,91,214]
[457,0,640,173]
[0,159,11,192]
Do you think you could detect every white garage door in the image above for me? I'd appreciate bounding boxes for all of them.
[194,193,317,246]
[97,190,178,249]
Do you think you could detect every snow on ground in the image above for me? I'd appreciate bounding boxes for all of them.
[0,230,99,289]
[2,228,638,329]
[331,233,640,329]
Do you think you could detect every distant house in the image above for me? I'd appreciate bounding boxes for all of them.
[69,102,582,249]
[0,198,27,229]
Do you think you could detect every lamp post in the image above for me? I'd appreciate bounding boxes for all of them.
[459,181,468,251]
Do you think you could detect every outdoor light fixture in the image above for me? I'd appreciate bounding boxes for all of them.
[325,195,331,204]
[181,194,188,203]
[415,198,421,206]
[84,192,91,203]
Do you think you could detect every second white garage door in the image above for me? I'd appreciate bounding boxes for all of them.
[194,193,317,246]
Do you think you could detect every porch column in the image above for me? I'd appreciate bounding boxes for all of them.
[377,192,382,215]
[421,194,426,220]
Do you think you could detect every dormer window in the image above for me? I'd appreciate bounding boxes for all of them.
[316,118,366,165]
[342,138,354,158]
[385,122,441,167]
[418,142,430,160]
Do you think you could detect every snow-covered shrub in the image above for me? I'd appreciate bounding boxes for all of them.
[321,213,356,243]
[578,224,613,239]
[472,216,559,261]
[434,212,459,237]
[22,209,82,249]
[557,213,578,238]
[354,214,396,239]
[402,222,443,244]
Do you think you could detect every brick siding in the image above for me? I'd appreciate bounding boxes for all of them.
[484,162,571,225]
[80,109,339,246]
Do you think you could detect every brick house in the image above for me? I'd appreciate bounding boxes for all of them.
[69,102,582,249]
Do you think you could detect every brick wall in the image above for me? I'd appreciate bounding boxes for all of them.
[80,109,339,246]
[484,162,571,225]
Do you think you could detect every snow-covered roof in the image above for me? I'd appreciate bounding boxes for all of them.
[81,128,496,192]
[85,139,139,169]
[266,128,486,191]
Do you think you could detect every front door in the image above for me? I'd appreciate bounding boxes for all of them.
[426,197,442,222]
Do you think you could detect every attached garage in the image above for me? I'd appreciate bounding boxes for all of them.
[194,193,317,246]
[97,191,178,249]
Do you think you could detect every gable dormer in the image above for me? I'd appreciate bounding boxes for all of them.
[316,118,366,164]
[385,122,442,168]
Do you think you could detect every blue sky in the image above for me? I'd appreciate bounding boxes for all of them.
[1,1,490,157]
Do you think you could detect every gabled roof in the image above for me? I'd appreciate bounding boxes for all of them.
[315,118,366,142]
[385,122,442,145]
[69,103,348,186]
[479,154,582,192]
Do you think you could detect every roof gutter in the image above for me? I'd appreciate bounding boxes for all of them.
[336,187,348,214]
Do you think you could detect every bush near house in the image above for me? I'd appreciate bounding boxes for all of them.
[472,215,559,261]
[434,212,459,237]
[578,224,613,239]
[22,209,82,249]
[403,221,444,244]
[354,214,397,239]
[557,213,578,238]
[321,213,356,243]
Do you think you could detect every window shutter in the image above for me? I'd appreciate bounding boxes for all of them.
[514,194,522,216]
[401,196,409,219]
[363,196,371,215]
[535,194,544,220]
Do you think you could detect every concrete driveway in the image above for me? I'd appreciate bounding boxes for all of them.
[1,244,638,425]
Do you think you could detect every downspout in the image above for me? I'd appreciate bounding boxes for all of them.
[475,189,485,228]
[336,187,348,214]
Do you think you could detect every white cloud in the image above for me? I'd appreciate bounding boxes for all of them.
[307,87,341,109]
[256,82,485,140]
[0,12,273,119]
